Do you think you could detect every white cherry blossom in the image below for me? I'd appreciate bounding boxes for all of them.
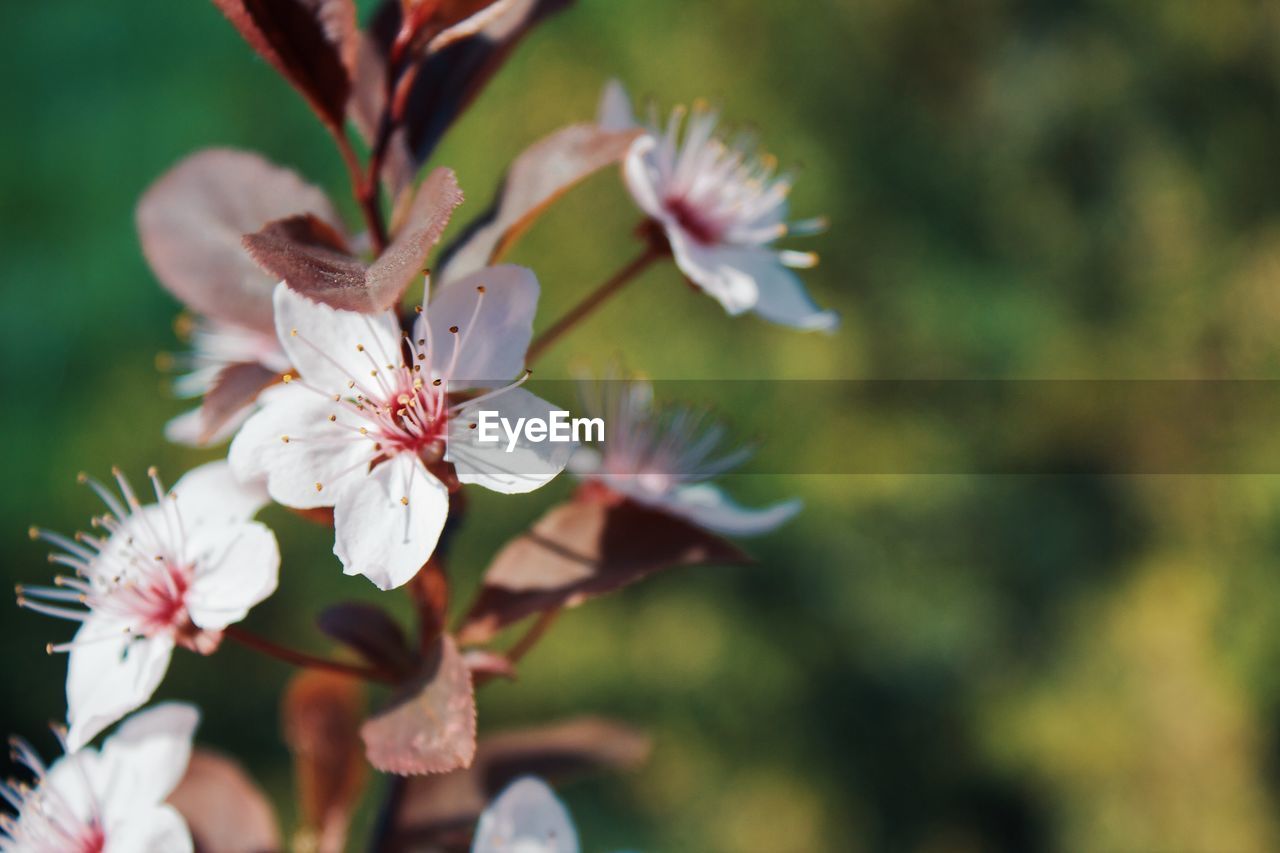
[472,776,578,853]
[20,462,277,752]
[229,266,569,591]
[0,703,198,853]
[600,79,837,331]
[572,379,801,536]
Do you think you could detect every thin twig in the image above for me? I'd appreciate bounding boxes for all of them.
[331,129,389,253]
[526,245,663,365]
[506,608,563,666]
[224,625,394,683]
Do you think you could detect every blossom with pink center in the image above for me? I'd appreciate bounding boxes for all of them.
[164,318,290,446]
[600,80,837,331]
[229,266,569,591]
[0,703,198,853]
[471,776,578,853]
[20,462,277,752]
[571,379,801,536]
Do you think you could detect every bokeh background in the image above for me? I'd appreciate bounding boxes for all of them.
[6,0,1280,850]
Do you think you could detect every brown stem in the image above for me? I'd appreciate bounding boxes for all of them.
[506,608,562,666]
[330,128,389,253]
[224,626,393,683]
[526,246,663,365]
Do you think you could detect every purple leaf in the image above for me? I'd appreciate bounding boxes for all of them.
[458,497,749,645]
[243,168,463,312]
[367,0,572,177]
[317,601,417,678]
[438,123,640,283]
[361,634,477,775]
[137,148,343,334]
[209,0,358,129]
[283,671,368,850]
[197,361,282,445]
[167,749,281,853]
[394,717,650,846]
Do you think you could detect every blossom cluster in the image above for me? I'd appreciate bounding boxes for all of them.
[8,1,833,850]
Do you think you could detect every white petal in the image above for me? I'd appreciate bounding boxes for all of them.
[103,805,193,853]
[273,282,402,395]
[666,232,759,316]
[740,252,839,332]
[66,621,174,752]
[597,78,636,131]
[659,482,802,536]
[185,521,280,631]
[621,136,668,221]
[229,385,371,509]
[448,388,571,495]
[421,265,538,389]
[472,776,579,853]
[164,408,206,447]
[171,460,268,529]
[333,455,449,590]
[39,751,100,825]
[97,703,199,810]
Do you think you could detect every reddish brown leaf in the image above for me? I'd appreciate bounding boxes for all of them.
[283,671,367,851]
[368,168,464,304]
[137,148,342,335]
[361,634,476,775]
[198,361,282,444]
[458,498,749,645]
[370,0,572,172]
[317,602,417,678]
[438,123,639,284]
[210,0,357,129]
[394,717,650,845]
[167,749,280,853]
[243,169,462,312]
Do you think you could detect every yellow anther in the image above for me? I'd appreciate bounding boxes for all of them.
[315,482,323,492]
[476,285,486,293]
[27,526,37,540]
[147,466,158,477]
[290,328,298,337]
[328,414,337,422]
[282,374,293,384]
[448,325,459,334]
[400,496,409,506]
[432,379,442,386]
[356,344,365,352]
[281,435,290,443]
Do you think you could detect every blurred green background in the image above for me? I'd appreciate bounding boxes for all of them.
[6,0,1280,850]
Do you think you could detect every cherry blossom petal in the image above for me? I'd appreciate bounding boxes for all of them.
[737,252,840,332]
[420,265,538,388]
[66,621,175,752]
[273,283,401,395]
[448,388,571,494]
[665,231,759,316]
[96,702,199,811]
[229,385,370,509]
[171,460,268,529]
[185,522,280,631]
[657,482,802,537]
[165,404,252,448]
[621,136,667,221]
[333,455,448,590]
[472,776,579,853]
[102,805,193,853]
[597,78,635,131]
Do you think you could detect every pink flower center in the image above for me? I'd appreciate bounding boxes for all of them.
[664,194,724,245]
